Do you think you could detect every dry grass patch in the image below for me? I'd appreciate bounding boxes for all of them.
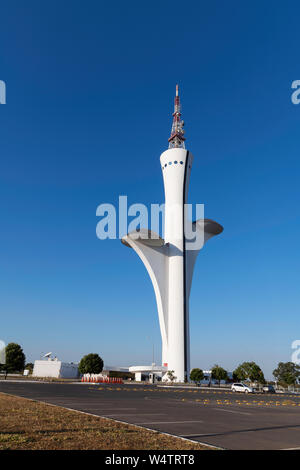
[0,393,209,450]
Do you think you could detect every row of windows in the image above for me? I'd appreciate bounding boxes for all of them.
[162,160,184,170]
[162,161,192,171]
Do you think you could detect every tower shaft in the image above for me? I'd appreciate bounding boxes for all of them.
[160,147,193,382]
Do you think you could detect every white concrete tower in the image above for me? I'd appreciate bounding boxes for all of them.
[122,86,223,382]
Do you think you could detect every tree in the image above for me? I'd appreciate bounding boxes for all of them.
[0,341,5,369]
[211,365,228,386]
[273,362,300,386]
[78,353,103,375]
[249,363,265,384]
[190,368,204,384]
[167,370,176,383]
[233,365,246,382]
[5,343,25,373]
[24,363,34,374]
[233,361,265,384]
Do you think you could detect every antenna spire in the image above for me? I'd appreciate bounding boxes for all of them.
[168,84,185,149]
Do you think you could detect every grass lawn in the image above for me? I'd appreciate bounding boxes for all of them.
[0,392,210,450]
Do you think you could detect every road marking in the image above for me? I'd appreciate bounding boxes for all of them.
[213,407,252,416]
[104,413,166,417]
[78,407,138,411]
[282,447,300,450]
[179,433,215,437]
[137,420,204,425]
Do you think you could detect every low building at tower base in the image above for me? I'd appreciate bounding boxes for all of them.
[129,364,167,382]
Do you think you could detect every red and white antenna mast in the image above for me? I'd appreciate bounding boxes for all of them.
[168,84,185,149]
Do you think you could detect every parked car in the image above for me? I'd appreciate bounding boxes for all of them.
[262,385,276,394]
[231,382,254,394]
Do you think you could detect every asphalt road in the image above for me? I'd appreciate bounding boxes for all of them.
[1,381,300,450]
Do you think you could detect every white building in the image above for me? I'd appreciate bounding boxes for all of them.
[122,86,223,382]
[33,358,79,379]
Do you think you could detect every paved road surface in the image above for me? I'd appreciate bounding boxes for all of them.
[1,381,300,450]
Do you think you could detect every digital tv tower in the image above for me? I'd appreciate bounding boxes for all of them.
[122,86,223,382]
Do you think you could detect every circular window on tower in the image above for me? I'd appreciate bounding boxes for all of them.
[174,161,178,164]
[180,161,184,165]
[169,162,172,165]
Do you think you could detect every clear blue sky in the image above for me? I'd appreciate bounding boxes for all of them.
[1,1,300,379]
